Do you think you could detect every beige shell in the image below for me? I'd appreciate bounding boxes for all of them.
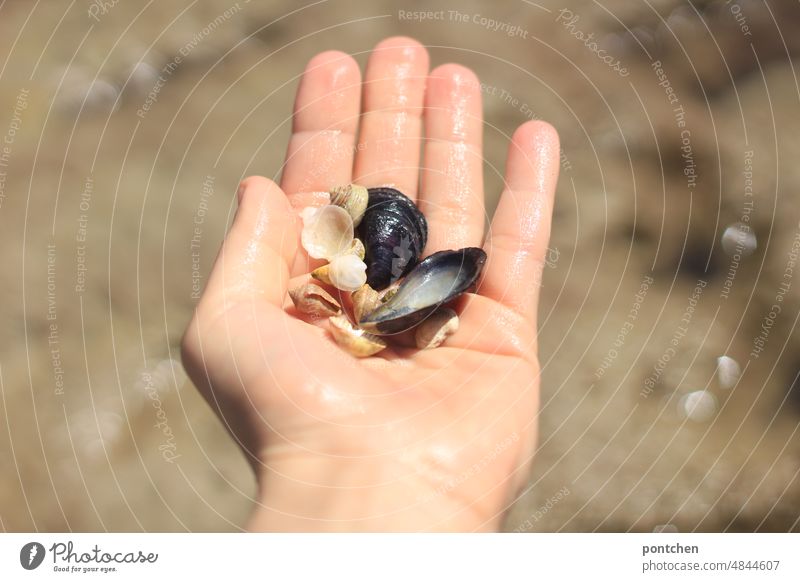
[300,205,354,260]
[288,283,341,317]
[350,237,366,260]
[328,315,387,357]
[414,308,459,349]
[352,284,381,323]
[311,264,333,286]
[330,184,368,226]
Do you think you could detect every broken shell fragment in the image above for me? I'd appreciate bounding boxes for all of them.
[288,283,341,317]
[328,315,387,357]
[300,205,354,260]
[380,283,399,304]
[349,237,366,260]
[359,248,487,335]
[330,184,369,227]
[352,284,381,323]
[326,254,367,292]
[310,264,332,286]
[415,308,459,349]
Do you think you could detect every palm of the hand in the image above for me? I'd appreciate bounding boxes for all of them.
[183,38,559,530]
[195,273,538,528]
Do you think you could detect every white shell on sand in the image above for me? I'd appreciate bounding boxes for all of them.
[715,355,741,389]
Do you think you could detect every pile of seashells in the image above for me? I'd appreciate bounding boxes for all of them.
[289,184,486,357]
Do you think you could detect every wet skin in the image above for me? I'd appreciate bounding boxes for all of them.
[182,37,560,531]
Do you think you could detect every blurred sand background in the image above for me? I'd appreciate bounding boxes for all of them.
[0,0,798,531]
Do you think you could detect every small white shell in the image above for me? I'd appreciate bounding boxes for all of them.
[721,222,757,257]
[300,205,354,260]
[327,254,367,292]
[716,355,741,389]
[328,315,387,358]
[678,390,717,422]
[415,308,459,349]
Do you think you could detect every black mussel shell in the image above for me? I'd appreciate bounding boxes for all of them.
[357,187,428,290]
[359,248,487,335]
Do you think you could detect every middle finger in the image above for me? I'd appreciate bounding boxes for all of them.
[353,36,429,200]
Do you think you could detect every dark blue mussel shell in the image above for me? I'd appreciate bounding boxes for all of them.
[357,187,428,290]
[359,247,487,335]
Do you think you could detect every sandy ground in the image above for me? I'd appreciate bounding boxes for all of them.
[0,0,798,531]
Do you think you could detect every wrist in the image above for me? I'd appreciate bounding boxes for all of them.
[247,454,501,532]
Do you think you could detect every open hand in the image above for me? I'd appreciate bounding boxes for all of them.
[181,37,560,531]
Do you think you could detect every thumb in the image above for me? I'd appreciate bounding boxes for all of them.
[197,176,298,322]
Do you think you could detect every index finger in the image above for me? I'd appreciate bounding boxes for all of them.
[280,51,361,206]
